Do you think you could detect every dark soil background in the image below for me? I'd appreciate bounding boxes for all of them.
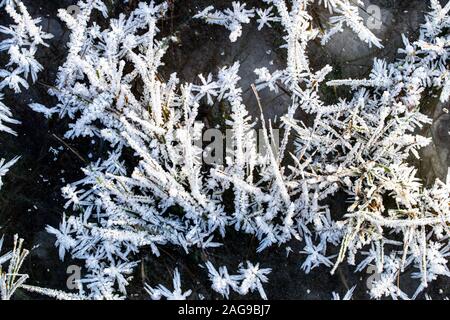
[0,0,448,299]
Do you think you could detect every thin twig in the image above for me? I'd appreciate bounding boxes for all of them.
[51,134,87,164]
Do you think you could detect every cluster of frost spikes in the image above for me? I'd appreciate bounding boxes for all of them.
[145,261,271,300]
[42,0,278,299]
[254,0,450,298]
[0,234,29,300]
[194,0,381,47]
[331,285,356,300]
[0,234,85,300]
[0,0,52,188]
[0,0,61,301]
[145,268,192,300]
[193,2,255,42]
[0,0,52,96]
[39,0,450,300]
[204,261,271,299]
[0,0,86,301]
[319,0,383,48]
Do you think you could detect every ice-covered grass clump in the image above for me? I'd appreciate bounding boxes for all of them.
[0,0,448,300]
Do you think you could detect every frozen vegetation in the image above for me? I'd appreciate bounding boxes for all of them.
[0,0,449,300]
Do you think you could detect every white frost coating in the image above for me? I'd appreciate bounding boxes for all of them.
[14,0,448,300]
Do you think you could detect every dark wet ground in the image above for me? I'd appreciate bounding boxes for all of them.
[0,0,448,299]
